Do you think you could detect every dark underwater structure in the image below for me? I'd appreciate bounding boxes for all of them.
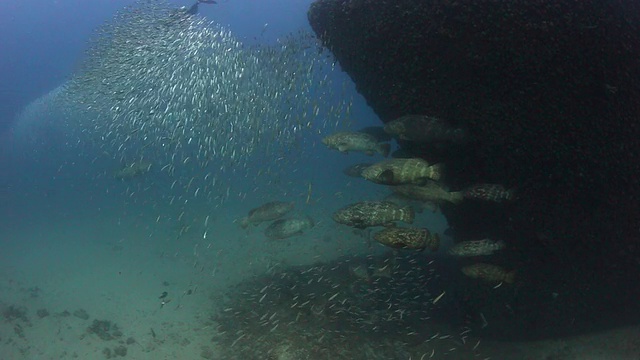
[308,0,640,340]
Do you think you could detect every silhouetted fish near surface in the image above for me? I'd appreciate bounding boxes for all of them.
[322,131,390,157]
[238,201,294,229]
[342,163,373,178]
[464,184,517,202]
[264,215,314,239]
[373,227,440,251]
[361,158,443,185]
[332,201,414,228]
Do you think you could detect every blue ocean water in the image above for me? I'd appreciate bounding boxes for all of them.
[0,0,382,221]
[2,1,638,359]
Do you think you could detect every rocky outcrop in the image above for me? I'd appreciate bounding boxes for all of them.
[309,0,640,340]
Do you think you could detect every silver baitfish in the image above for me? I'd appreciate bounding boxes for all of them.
[392,182,464,205]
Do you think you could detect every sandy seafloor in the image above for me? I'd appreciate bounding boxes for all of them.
[0,145,639,360]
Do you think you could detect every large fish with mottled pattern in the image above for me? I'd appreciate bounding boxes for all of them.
[361,158,443,185]
[238,201,294,228]
[392,182,463,205]
[464,184,517,202]
[264,215,314,239]
[373,227,440,251]
[449,239,505,257]
[332,201,414,228]
[322,131,390,157]
[461,263,516,284]
[383,193,439,214]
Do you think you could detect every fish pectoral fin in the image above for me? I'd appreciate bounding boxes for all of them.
[238,217,249,229]
[337,144,349,152]
[379,143,391,157]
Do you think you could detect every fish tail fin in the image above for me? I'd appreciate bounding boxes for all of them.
[428,163,444,181]
[428,232,440,252]
[306,215,316,228]
[238,217,249,229]
[448,191,465,204]
[504,270,516,284]
[506,188,518,201]
[403,206,415,224]
[378,143,391,157]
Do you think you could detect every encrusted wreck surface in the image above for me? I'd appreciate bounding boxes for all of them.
[309,0,640,340]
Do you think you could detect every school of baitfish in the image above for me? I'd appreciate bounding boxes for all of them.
[50,0,353,207]
[41,1,514,356]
